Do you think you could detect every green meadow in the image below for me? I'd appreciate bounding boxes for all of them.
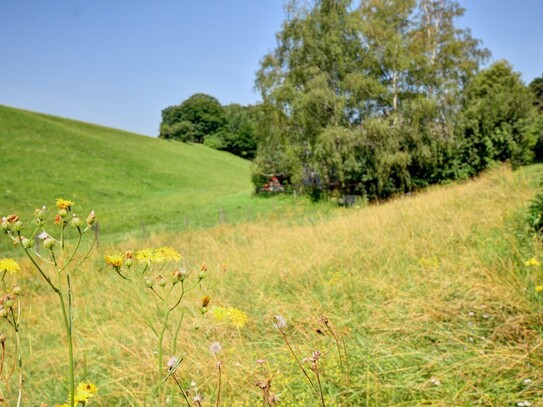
[0,105,320,243]
[2,107,543,405]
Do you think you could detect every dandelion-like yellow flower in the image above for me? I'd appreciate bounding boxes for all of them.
[210,306,230,323]
[228,307,248,328]
[71,381,97,404]
[155,247,182,263]
[136,249,154,265]
[536,285,543,293]
[104,255,123,268]
[525,258,541,267]
[0,258,20,274]
[56,198,75,210]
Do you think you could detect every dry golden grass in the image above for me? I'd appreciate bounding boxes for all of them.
[8,165,543,405]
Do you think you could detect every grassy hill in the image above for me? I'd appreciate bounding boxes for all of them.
[0,105,301,240]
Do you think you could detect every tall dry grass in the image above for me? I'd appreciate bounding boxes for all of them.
[10,165,543,405]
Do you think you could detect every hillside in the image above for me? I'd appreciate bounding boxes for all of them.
[0,105,273,237]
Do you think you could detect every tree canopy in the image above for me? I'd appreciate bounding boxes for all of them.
[159,94,257,159]
[252,0,540,200]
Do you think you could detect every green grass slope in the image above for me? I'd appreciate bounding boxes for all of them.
[0,105,272,237]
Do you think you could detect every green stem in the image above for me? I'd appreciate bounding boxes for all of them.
[57,283,75,407]
[14,326,22,407]
[74,237,96,269]
[169,283,186,312]
[58,232,82,274]
[158,310,171,398]
[22,248,59,294]
[136,264,149,284]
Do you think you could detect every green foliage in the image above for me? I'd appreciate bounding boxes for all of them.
[159,96,257,159]
[529,74,543,160]
[529,74,543,113]
[254,0,491,201]
[528,191,543,235]
[460,61,541,171]
[160,93,226,143]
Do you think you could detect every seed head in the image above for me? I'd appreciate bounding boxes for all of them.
[273,315,287,329]
[209,341,222,355]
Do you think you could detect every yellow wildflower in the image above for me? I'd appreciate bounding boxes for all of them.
[536,285,543,293]
[525,258,541,267]
[0,258,20,274]
[136,249,154,265]
[210,306,230,323]
[104,255,123,268]
[71,381,97,404]
[228,307,248,328]
[155,247,181,263]
[56,198,75,210]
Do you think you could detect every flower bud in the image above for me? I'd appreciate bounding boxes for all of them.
[158,277,166,287]
[43,237,56,250]
[3,300,14,309]
[171,270,181,284]
[12,221,23,232]
[0,218,8,232]
[144,277,154,288]
[125,258,133,268]
[70,215,83,228]
[0,334,6,343]
[58,208,68,217]
[0,309,7,318]
[198,271,206,281]
[86,210,96,227]
[200,307,208,315]
[34,206,47,221]
[12,286,22,296]
[21,237,32,249]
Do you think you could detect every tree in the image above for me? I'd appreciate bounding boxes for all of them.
[159,93,226,143]
[254,0,488,200]
[211,104,257,159]
[459,61,541,171]
[529,74,543,113]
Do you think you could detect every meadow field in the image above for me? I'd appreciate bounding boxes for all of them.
[2,107,543,405]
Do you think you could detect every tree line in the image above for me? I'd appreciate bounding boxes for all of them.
[160,0,543,202]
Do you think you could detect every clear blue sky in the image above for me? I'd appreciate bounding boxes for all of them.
[1,1,542,137]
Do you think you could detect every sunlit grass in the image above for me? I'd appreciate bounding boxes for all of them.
[2,164,541,405]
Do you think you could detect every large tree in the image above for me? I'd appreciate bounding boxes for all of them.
[254,0,488,199]
[159,93,226,143]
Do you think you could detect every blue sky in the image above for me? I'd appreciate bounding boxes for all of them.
[1,1,541,137]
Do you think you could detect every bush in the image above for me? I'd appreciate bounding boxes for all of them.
[528,183,543,235]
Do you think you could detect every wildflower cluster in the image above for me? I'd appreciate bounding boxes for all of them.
[1,199,97,406]
[0,258,24,403]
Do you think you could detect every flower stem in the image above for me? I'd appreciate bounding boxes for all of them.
[57,288,75,407]
[277,327,317,393]
[314,366,326,407]
[172,373,192,407]
[215,361,222,407]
